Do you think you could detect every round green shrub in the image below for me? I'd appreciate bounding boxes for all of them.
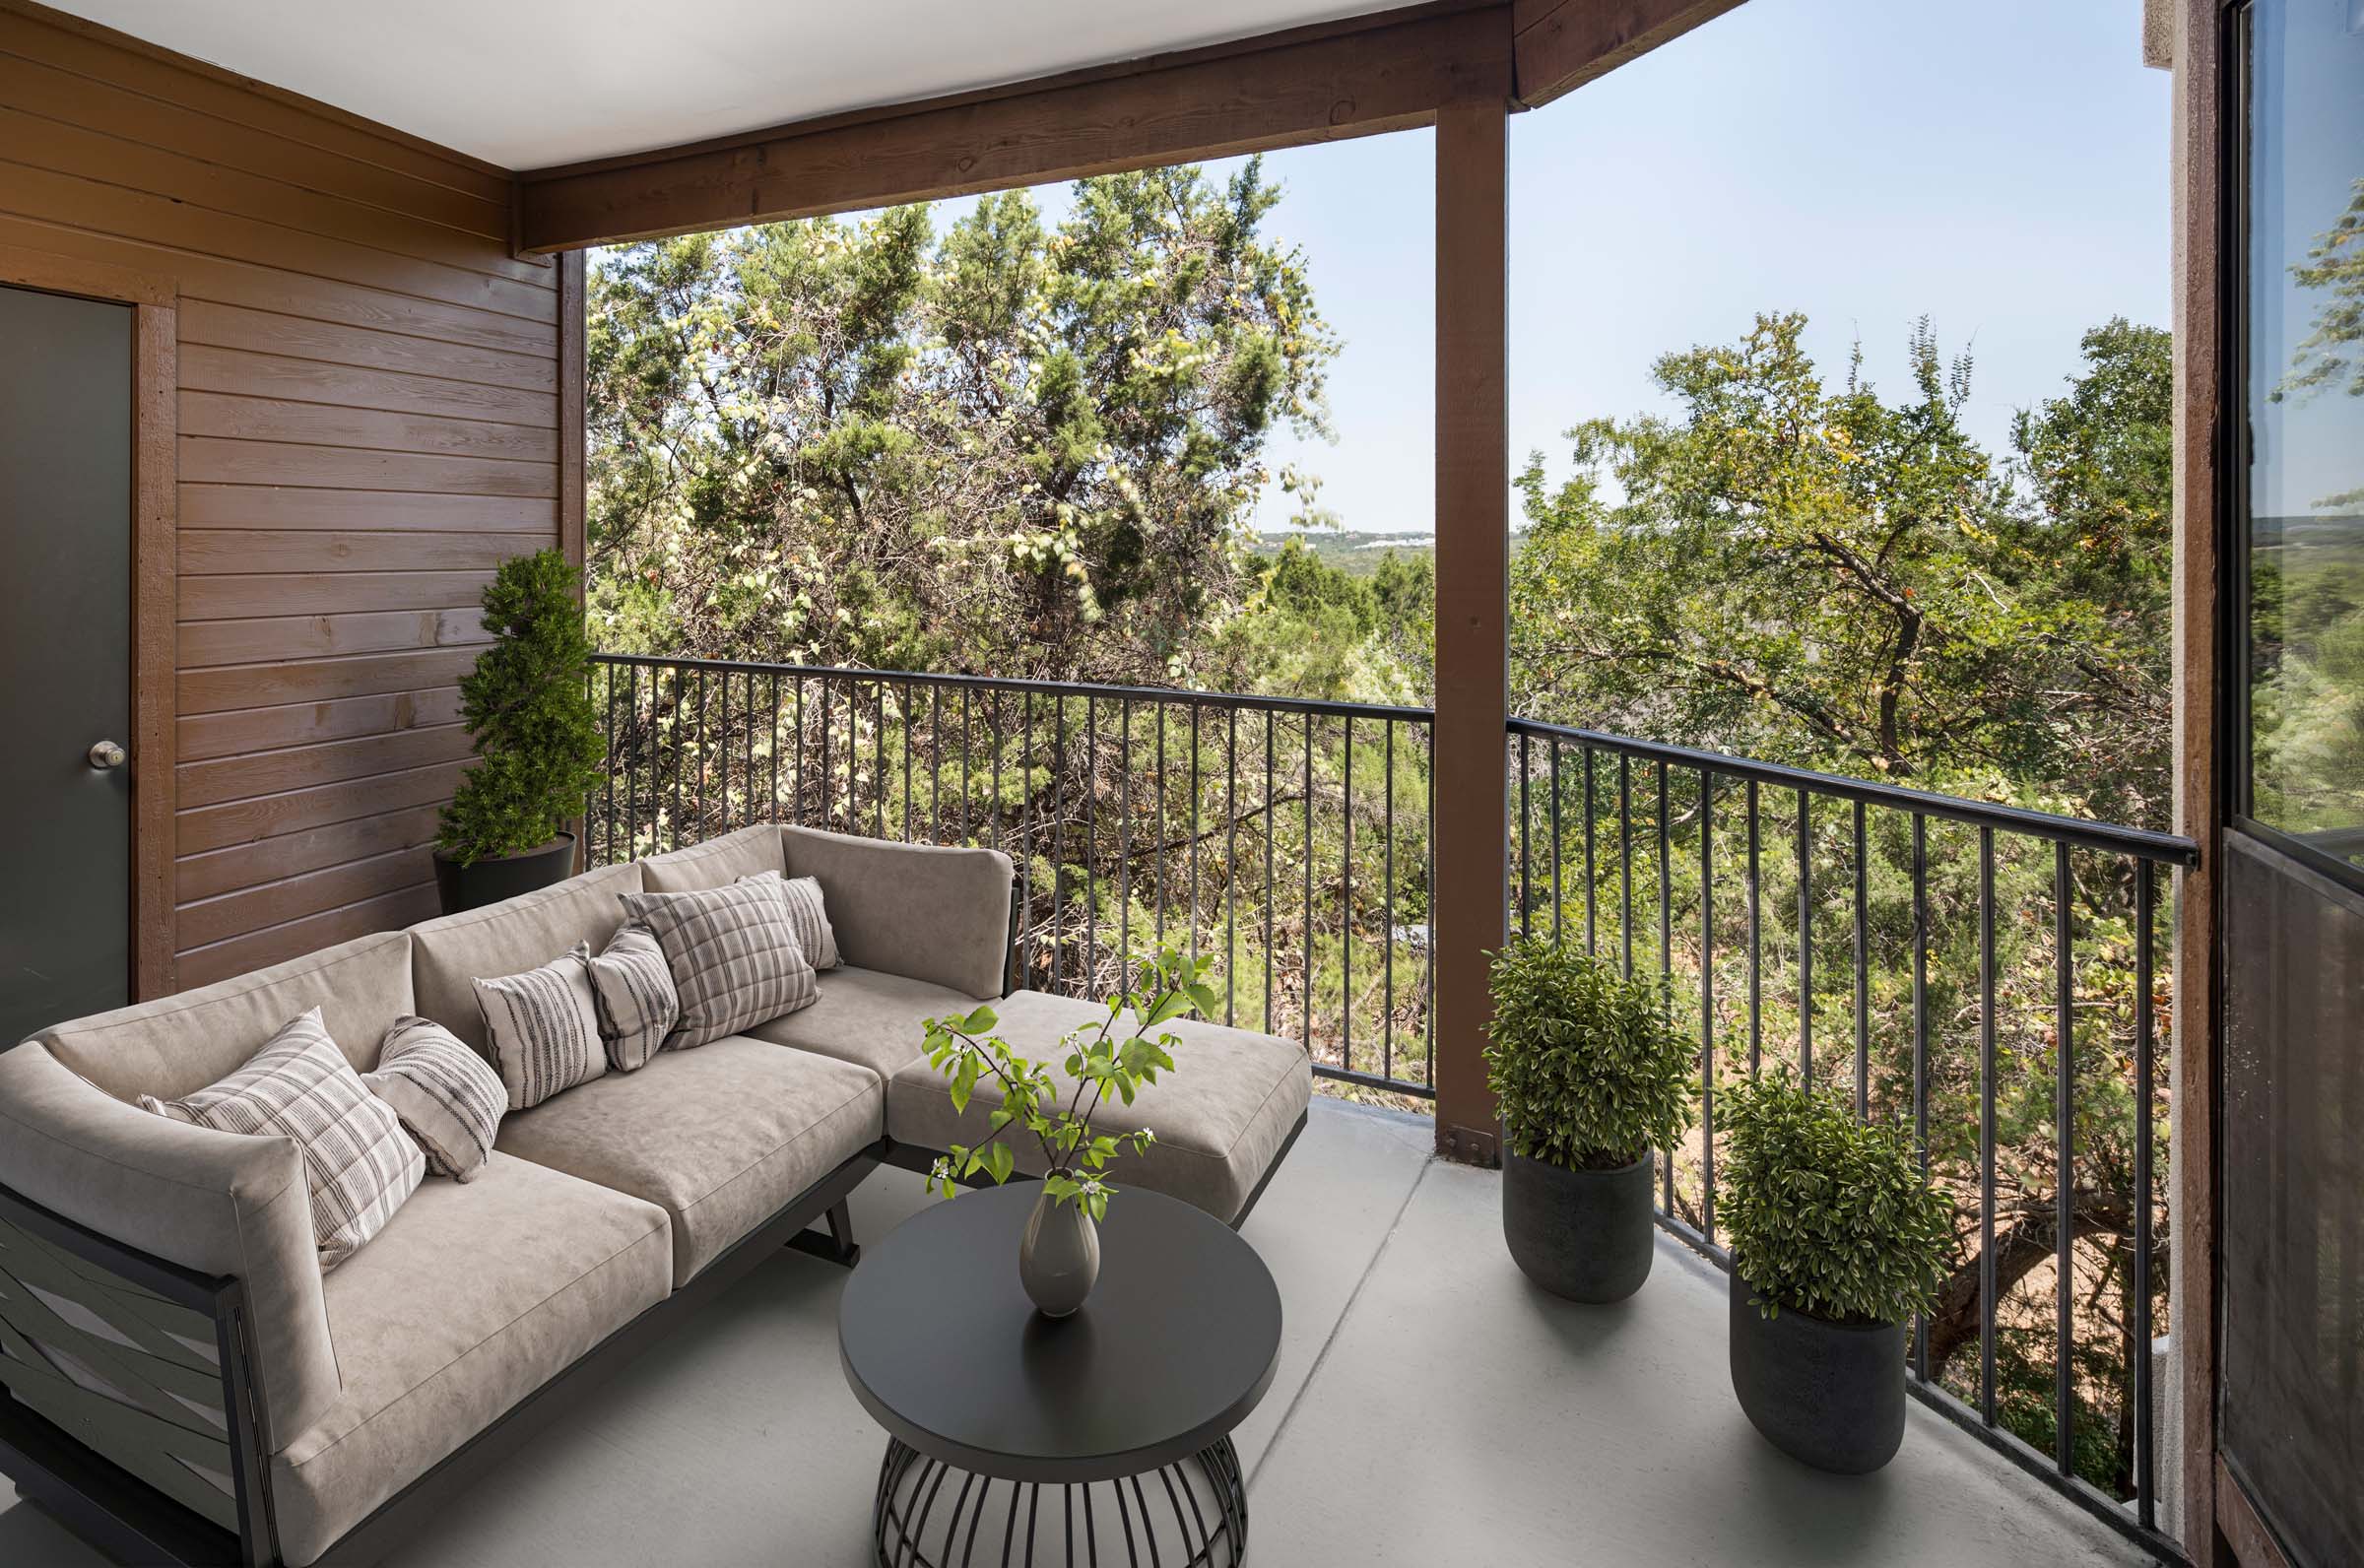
[1721,1069,1951,1326]
[437,549,605,865]
[1483,937,1695,1171]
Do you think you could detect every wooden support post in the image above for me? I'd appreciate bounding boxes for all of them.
[2168,0,2224,1558]
[1431,98,1509,1165]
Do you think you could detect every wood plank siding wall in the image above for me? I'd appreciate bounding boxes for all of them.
[0,3,566,990]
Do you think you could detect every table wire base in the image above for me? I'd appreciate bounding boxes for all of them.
[872,1435,1248,1567]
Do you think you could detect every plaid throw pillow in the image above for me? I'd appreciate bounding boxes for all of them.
[584,922,678,1072]
[473,945,606,1111]
[362,1015,506,1181]
[621,878,818,1050]
[141,1009,423,1269]
[740,871,840,971]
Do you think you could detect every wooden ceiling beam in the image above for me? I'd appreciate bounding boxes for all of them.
[1510,0,1742,107]
[514,2,1515,252]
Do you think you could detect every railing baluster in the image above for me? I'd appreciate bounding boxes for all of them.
[744,670,755,828]
[1978,824,1998,1427]
[1746,777,1761,1073]
[1583,747,1598,955]
[603,670,617,865]
[1657,759,1672,1216]
[1549,740,1563,946]
[1797,788,1812,1085]
[1854,798,1870,1118]
[1265,710,1277,1037]
[901,681,913,843]
[1911,812,1931,1383]
[2133,858,2156,1529]
[770,673,782,824]
[1155,704,1168,951]
[1052,693,1065,990]
[1226,706,1238,1027]
[818,675,831,831]
[1518,731,1533,938]
[1342,715,1353,1073]
[1699,765,1715,1246]
[1384,720,1396,1083]
[876,680,887,841]
[2053,838,2074,1476]
[1617,754,1633,979]
[1303,712,1314,1057]
[1086,695,1098,990]
[1118,698,1132,991]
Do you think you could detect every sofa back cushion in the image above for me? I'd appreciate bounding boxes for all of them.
[409,863,643,1055]
[33,929,415,1103]
[636,823,783,892]
[781,827,1014,1001]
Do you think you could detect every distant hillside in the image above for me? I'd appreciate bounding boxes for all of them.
[1248,530,1436,577]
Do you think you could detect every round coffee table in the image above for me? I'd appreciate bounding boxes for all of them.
[838,1182,1281,1567]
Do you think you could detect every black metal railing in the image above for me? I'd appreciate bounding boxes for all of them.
[587,655,1437,1100]
[588,654,2195,1551]
[1505,718,2194,1552]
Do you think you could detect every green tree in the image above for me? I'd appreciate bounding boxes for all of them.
[586,161,1336,686]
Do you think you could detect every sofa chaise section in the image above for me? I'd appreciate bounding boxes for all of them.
[885,988,1313,1223]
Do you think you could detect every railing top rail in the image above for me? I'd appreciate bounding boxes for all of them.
[590,651,2195,867]
[589,652,1438,726]
[1507,716,2200,867]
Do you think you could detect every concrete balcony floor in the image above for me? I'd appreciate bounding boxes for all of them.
[1,1099,2155,1566]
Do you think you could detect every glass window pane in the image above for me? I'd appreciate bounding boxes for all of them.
[2245,0,2364,868]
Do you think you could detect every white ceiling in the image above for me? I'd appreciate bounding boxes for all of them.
[53,0,1384,171]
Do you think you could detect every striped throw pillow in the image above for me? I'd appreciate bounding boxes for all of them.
[472,945,606,1111]
[362,1015,506,1181]
[740,871,840,971]
[141,1009,423,1269]
[584,921,677,1072]
[620,878,818,1051]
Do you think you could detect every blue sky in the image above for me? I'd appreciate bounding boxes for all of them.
[861,0,2174,537]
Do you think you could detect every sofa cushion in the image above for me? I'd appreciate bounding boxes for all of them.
[269,1153,671,1568]
[473,945,606,1110]
[886,989,1311,1222]
[140,1009,425,1269]
[583,922,677,1072]
[743,965,967,1081]
[492,1037,882,1286]
[361,1015,505,1181]
[781,826,1014,1000]
[747,870,841,970]
[409,863,642,1055]
[619,879,817,1050]
[31,929,413,1103]
[637,822,782,892]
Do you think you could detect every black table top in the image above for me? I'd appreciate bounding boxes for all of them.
[837,1183,1282,1483]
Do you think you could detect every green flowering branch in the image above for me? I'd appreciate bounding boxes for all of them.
[920,945,1212,1220]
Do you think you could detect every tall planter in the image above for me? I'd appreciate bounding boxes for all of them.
[1502,1149,1655,1303]
[432,832,577,916]
[1727,1276,1907,1474]
[435,549,603,908]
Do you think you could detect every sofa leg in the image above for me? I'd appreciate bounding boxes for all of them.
[785,1201,860,1269]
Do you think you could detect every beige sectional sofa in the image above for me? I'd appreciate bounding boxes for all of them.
[0,824,1311,1567]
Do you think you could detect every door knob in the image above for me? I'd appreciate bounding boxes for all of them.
[89,740,126,770]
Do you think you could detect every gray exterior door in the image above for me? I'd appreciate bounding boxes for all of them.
[0,284,133,1046]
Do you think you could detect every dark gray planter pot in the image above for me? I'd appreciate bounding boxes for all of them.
[432,832,576,915]
[1728,1274,1907,1473]
[1501,1147,1655,1303]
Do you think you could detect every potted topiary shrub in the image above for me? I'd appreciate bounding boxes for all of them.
[432,549,605,914]
[1484,937,1694,1303]
[1721,1068,1950,1473]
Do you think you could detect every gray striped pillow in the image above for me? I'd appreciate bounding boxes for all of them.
[141,1009,424,1269]
[362,1015,506,1181]
[584,921,677,1072]
[472,945,606,1111]
[620,878,818,1051]
[739,871,840,971]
